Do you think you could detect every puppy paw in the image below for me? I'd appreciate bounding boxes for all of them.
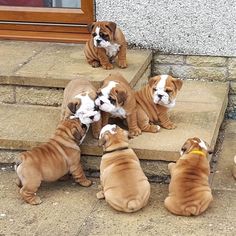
[118,60,128,69]
[150,125,161,133]
[78,179,92,187]
[29,196,42,205]
[128,127,142,138]
[91,61,101,68]
[102,63,113,70]
[96,191,105,199]
[163,122,177,130]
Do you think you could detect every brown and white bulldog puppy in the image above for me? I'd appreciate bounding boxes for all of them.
[95,73,141,138]
[164,137,213,216]
[84,21,127,70]
[97,124,150,213]
[15,118,92,205]
[61,78,101,139]
[135,75,183,132]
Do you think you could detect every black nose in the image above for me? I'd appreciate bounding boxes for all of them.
[96,39,101,44]
[94,105,99,111]
[89,115,94,120]
[158,94,163,99]
[100,100,104,105]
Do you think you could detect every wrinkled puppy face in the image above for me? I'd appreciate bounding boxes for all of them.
[180,137,213,156]
[95,80,127,114]
[87,21,117,48]
[63,119,89,145]
[148,75,183,108]
[68,93,101,125]
[99,124,128,149]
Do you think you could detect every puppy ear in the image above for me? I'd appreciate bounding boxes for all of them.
[67,100,81,114]
[98,133,109,147]
[172,78,183,91]
[148,76,159,87]
[87,22,95,33]
[116,90,127,105]
[105,21,117,33]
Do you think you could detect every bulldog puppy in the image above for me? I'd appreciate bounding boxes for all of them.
[15,118,92,205]
[164,137,213,216]
[135,75,183,132]
[95,72,141,138]
[61,78,101,139]
[97,124,150,213]
[84,21,127,70]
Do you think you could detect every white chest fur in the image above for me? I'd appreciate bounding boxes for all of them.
[110,107,126,118]
[105,43,120,58]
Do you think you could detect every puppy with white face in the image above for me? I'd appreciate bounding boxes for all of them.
[84,21,127,70]
[164,137,213,216]
[95,72,141,138]
[97,124,150,213]
[135,75,183,132]
[61,78,101,139]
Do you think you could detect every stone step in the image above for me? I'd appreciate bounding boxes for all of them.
[0,80,228,163]
[0,40,151,106]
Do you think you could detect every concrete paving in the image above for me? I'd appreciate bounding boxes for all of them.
[0,40,151,89]
[0,121,235,236]
[0,80,228,162]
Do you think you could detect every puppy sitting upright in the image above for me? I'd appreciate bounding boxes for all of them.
[15,119,92,205]
[97,124,150,213]
[164,137,213,216]
[135,75,183,132]
[61,78,101,139]
[84,21,127,70]
[95,72,141,138]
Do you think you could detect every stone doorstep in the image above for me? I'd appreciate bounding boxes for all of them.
[0,41,152,89]
[0,80,229,164]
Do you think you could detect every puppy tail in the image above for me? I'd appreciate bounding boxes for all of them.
[127,199,141,212]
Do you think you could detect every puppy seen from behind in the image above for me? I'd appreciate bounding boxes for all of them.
[164,137,213,216]
[84,21,127,70]
[97,124,150,213]
[15,118,92,205]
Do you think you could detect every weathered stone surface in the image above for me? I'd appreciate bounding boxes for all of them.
[0,80,228,162]
[212,120,236,190]
[154,54,185,64]
[186,56,227,67]
[1,42,151,89]
[228,68,236,80]
[230,82,236,94]
[228,58,236,68]
[152,65,171,75]
[15,86,64,106]
[133,64,150,90]
[0,85,15,103]
[0,150,20,163]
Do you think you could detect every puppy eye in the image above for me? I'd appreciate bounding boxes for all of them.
[97,92,102,97]
[153,88,157,92]
[165,89,172,93]
[92,33,96,37]
[81,124,87,130]
[109,97,116,105]
[99,32,104,37]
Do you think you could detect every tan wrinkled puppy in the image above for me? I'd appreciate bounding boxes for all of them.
[164,137,213,216]
[84,21,127,70]
[61,78,101,139]
[95,72,141,138]
[97,124,150,213]
[15,119,92,205]
[135,75,183,132]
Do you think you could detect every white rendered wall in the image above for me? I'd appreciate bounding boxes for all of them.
[95,0,236,57]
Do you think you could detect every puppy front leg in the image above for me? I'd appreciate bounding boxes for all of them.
[117,44,127,68]
[126,112,141,138]
[91,119,102,139]
[168,162,176,176]
[159,112,176,129]
[70,162,92,187]
[97,48,113,70]
[101,111,110,127]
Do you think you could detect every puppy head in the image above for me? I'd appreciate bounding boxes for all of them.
[95,80,127,113]
[68,92,101,125]
[148,75,183,108]
[98,124,129,151]
[87,21,117,48]
[59,119,89,145]
[180,137,213,156]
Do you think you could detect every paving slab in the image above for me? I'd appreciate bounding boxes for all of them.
[0,80,228,162]
[0,170,235,236]
[0,41,151,89]
[212,120,236,190]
